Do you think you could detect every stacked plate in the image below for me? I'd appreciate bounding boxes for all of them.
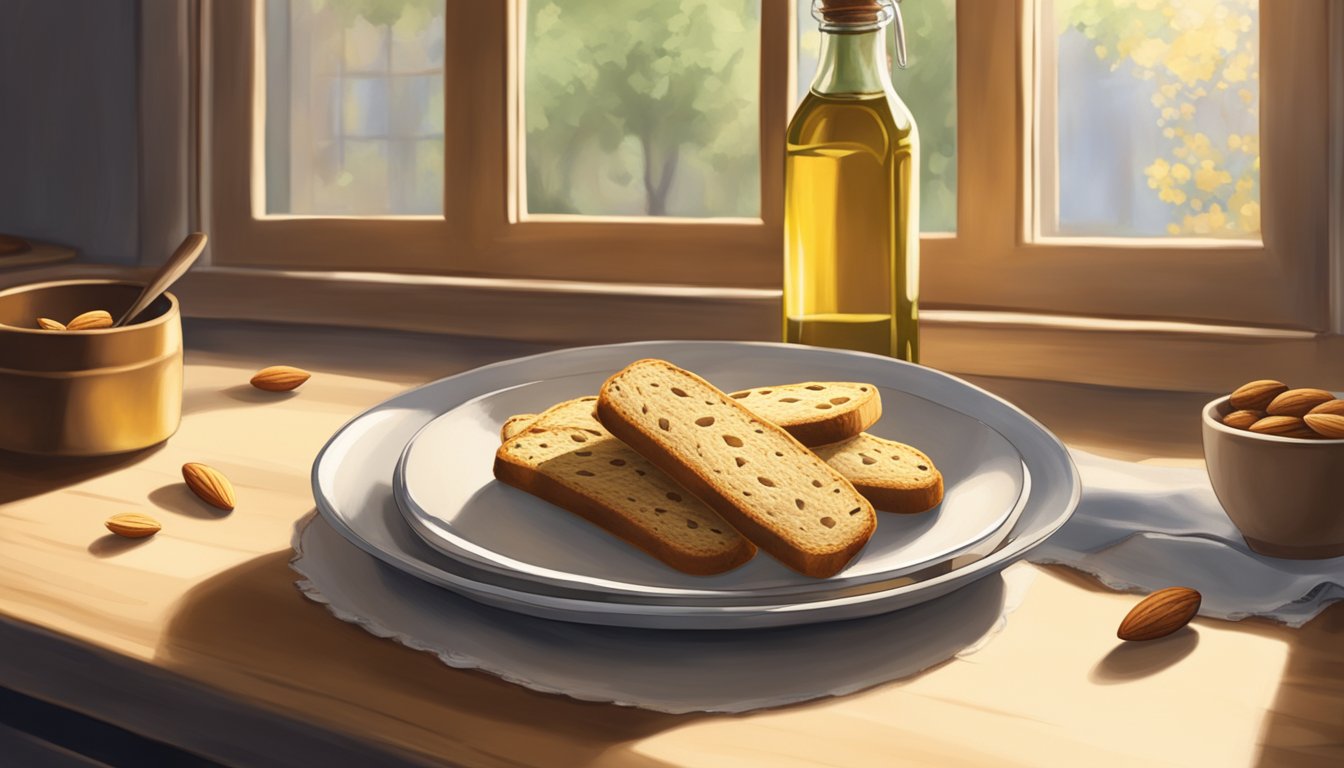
[312,341,1080,629]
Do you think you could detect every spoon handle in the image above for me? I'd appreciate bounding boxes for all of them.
[115,232,208,327]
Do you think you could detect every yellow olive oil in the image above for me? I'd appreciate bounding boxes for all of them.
[784,13,919,362]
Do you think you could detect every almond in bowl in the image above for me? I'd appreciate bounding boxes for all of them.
[1203,380,1344,559]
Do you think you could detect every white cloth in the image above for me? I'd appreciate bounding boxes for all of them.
[1032,450,1344,628]
[291,512,1035,714]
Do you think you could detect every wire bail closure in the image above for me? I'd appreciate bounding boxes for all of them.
[811,0,908,69]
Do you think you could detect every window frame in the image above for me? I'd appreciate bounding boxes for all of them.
[209,0,787,289]
[209,0,1335,329]
[922,0,1331,330]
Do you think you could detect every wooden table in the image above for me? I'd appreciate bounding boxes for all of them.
[1,320,1341,767]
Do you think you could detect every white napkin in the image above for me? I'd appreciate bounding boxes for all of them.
[1031,449,1344,627]
[291,512,1036,714]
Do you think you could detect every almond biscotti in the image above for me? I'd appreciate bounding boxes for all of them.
[494,418,756,575]
[595,359,877,578]
[727,382,880,446]
[502,394,942,515]
[812,433,943,514]
[502,385,879,447]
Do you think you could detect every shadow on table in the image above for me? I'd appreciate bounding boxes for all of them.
[0,443,164,505]
[1253,602,1344,768]
[154,543,708,768]
[1089,627,1199,684]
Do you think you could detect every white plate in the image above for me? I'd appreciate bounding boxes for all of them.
[311,341,1080,629]
[396,374,1026,603]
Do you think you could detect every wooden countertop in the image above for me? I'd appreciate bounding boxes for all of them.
[1,320,1340,767]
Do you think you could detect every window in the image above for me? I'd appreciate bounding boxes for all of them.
[211,0,786,287]
[264,0,447,216]
[523,1,762,219]
[1039,0,1260,239]
[209,0,1335,330]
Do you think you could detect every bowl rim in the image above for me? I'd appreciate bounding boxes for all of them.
[0,279,179,335]
[1202,393,1344,444]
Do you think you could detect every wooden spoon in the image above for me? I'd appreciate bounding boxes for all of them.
[114,232,207,327]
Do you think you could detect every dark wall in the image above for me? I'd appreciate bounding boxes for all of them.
[0,0,139,264]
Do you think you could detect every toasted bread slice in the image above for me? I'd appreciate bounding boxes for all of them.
[595,359,876,578]
[502,395,940,514]
[502,386,879,447]
[499,413,540,442]
[811,433,943,514]
[499,397,598,442]
[726,382,880,446]
[494,419,755,576]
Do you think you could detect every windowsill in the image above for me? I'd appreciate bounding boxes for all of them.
[3,263,1340,392]
[0,240,77,271]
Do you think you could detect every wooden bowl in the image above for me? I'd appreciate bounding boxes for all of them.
[1202,394,1344,559]
[0,280,182,456]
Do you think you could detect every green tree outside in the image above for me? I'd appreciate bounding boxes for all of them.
[525,0,760,217]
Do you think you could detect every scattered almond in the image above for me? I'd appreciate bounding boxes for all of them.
[1118,586,1201,641]
[66,309,113,331]
[250,365,311,392]
[182,462,236,511]
[105,513,161,538]
[1304,413,1344,439]
[1266,388,1335,417]
[1229,379,1288,411]
[1248,415,1316,439]
[1308,399,1344,417]
[36,317,66,331]
[1220,409,1263,430]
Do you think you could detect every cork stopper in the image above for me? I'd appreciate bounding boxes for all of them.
[817,0,886,24]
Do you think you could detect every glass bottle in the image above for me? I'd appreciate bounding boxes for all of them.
[784,0,919,362]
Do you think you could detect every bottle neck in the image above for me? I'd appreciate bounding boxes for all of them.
[810,28,892,98]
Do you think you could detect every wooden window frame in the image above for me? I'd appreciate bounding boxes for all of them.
[210,0,1335,328]
[924,0,1331,330]
[210,0,787,289]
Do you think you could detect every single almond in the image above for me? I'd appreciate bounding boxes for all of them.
[1229,379,1288,411]
[105,513,161,538]
[1304,413,1344,439]
[66,309,113,331]
[36,317,66,331]
[1266,388,1335,417]
[1308,399,1344,417]
[250,365,311,392]
[1220,409,1263,430]
[1248,415,1317,439]
[1118,586,1201,641]
[182,463,236,510]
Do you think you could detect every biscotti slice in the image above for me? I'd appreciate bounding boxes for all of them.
[596,359,877,578]
[501,384,878,446]
[499,413,540,442]
[812,433,943,514]
[727,382,881,446]
[494,422,755,575]
[503,395,940,515]
[499,396,599,442]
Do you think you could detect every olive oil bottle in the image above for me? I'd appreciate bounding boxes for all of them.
[785,0,919,362]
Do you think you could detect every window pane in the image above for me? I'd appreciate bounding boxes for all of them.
[265,0,445,216]
[795,0,958,233]
[1044,0,1260,238]
[523,1,761,218]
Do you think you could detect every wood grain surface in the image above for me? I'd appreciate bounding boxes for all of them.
[0,320,1340,767]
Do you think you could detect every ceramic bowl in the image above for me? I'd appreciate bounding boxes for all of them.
[0,279,182,456]
[1201,394,1344,559]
